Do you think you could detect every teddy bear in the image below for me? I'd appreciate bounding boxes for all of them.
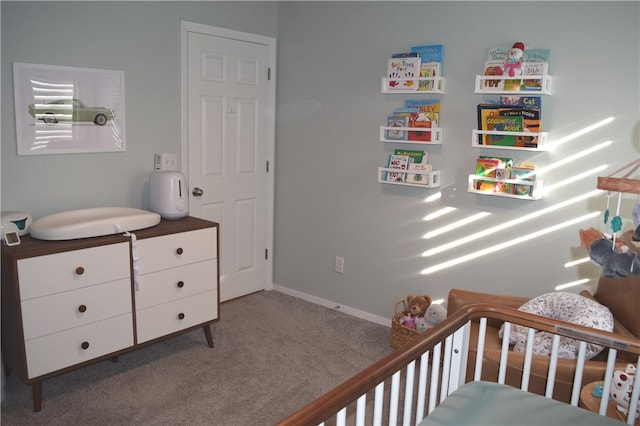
[610,363,640,419]
[406,294,432,318]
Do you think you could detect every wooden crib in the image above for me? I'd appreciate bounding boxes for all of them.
[277,304,640,426]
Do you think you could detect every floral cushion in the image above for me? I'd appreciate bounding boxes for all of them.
[499,292,614,359]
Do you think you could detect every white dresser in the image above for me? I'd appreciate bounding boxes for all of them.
[1,217,219,411]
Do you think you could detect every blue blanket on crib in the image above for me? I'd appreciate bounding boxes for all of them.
[420,381,622,426]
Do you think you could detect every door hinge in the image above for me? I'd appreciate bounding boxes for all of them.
[266,160,270,173]
[265,248,269,260]
[268,68,271,81]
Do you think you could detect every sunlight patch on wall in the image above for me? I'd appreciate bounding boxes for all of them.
[423,206,456,221]
[422,212,491,239]
[537,141,612,177]
[424,192,442,203]
[420,211,601,275]
[550,117,614,148]
[555,279,590,291]
[565,257,591,268]
[422,190,601,257]
[543,165,607,195]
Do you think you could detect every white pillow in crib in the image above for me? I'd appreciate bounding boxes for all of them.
[498,292,614,360]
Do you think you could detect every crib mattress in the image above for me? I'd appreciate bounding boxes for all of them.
[420,381,622,426]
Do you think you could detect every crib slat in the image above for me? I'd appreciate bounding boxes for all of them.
[627,355,640,425]
[599,349,618,416]
[545,334,561,398]
[355,394,366,426]
[373,381,384,426]
[521,327,536,391]
[428,343,442,414]
[402,360,416,426]
[570,341,588,406]
[448,324,466,393]
[498,322,511,384]
[440,334,453,399]
[336,408,346,425]
[389,370,400,425]
[415,351,430,423]
[474,318,488,382]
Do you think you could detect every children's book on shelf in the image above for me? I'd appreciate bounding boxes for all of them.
[391,52,419,58]
[511,163,537,196]
[386,115,409,140]
[405,100,440,142]
[482,46,550,91]
[385,154,412,182]
[482,59,506,91]
[474,157,512,193]
[407,163,433,184]
[387,57,420,90]
[394,149,426,164]
[410,44,443,91]
[477,104,541,147]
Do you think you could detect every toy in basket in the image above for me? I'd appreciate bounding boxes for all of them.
[390,295,447,349]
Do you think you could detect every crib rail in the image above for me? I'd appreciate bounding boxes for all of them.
[276,303,640,426]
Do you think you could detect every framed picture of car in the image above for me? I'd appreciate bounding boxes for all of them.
[13,62,125,155]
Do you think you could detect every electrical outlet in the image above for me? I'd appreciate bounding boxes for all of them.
[154,153,178,171]
[334,256,344,274]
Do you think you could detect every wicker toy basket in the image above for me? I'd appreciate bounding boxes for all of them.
[390,299,421,349]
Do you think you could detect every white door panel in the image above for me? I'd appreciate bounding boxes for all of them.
[184,24,274,301]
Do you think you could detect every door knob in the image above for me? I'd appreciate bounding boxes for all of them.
[192,187,204,197]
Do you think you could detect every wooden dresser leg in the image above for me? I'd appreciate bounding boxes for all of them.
[203,324,214,348]
[32,381,42,412]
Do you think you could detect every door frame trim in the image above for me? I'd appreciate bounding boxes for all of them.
[180,20,276,291]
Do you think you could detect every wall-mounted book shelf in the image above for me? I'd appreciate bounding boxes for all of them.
[381,77,446,94]
[471,130,549,151]
[378,168,440,188]
[474,74,552,95]
[380,126,443,144]
[467,174,543,200]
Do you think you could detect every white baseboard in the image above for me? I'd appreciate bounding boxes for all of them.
[272,284,390,328]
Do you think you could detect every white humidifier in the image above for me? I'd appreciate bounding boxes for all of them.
[149,171,189,220]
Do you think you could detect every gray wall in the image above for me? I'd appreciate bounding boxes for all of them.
[2,2,639,320]
[1,1,278,216]
[274,2,639,317]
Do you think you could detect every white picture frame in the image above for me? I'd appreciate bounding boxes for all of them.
[13,62,125,155]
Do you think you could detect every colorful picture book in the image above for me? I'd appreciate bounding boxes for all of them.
[385,154,412,182]
[477,103,541,148]
[511,164,537,196]
[384,100,441,143]
[410,44,443,91]
[386,115,409,140]
[390,149,432,185]
[474,156,513,193]
[482,46,550,91]
[387,57,420,90]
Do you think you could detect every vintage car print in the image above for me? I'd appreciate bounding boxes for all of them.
[28,99,115,126]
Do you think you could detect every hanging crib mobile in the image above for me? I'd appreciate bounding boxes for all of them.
[579,159,640,278]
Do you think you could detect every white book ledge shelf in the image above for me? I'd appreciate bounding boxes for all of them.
[380,126,443,144]
[467,174,543,200]
[378,168,441,188]
[381,77,446,94]
[471,130,549,151]
[474,74,552,95]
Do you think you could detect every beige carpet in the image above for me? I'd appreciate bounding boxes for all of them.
[1,290,393,425]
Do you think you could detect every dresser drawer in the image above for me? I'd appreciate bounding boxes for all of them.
[25,313,133,379]
[135,259,217,310]
[21,278,132,340]
[136,290,218,344]
[136,228,216,274]
[17,242,130,300]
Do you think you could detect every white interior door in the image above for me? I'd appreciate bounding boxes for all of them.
[182,23,275,302]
